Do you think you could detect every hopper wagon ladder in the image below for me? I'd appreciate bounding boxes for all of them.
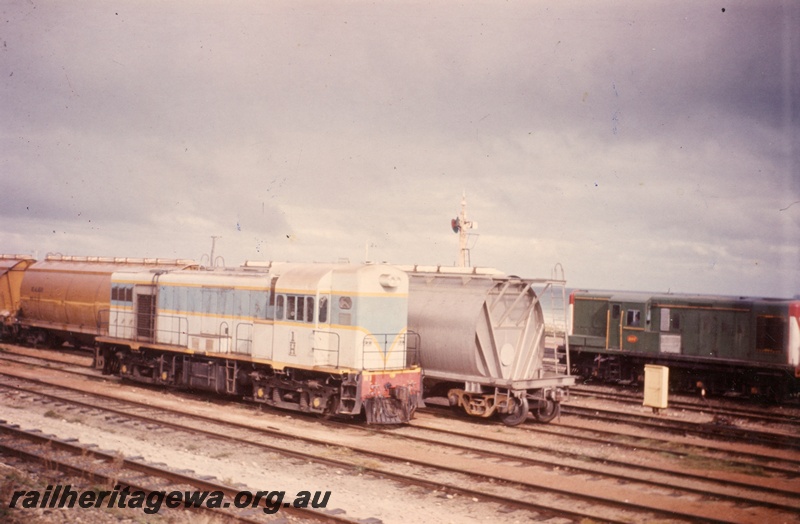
[542,263,570,376]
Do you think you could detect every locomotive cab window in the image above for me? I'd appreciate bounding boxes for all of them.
[287,296,300,321]
[756,315,784,352]
[626,309,641,327]
[612,305,621,319]
[112,286,133,303]
[283,295,314,323]
[276,295,285,320]
[319,296,328,323]
[305,297,314,323]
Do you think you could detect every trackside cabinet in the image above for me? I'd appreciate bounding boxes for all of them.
[643,364,669,411]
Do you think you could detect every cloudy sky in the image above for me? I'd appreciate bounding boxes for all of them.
[2,1,798,298]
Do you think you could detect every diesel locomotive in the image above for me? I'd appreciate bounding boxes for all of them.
[98,261,421,423]
[568,290,800,400]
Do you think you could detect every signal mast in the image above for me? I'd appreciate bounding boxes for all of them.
[451,192,477,267]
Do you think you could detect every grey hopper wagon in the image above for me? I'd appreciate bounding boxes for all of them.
[403,266,574,426]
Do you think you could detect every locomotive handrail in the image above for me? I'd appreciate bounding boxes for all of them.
[405,331,421,367]
[152,314,189,347]
[361,332,419,371]
[234,322,254,354]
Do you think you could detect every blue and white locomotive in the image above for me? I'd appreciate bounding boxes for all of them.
[97,261,422,424]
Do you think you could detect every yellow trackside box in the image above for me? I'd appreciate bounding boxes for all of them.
[643,365,669,410]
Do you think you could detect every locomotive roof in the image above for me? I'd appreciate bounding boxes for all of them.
[111,261,406,292]
[572,289,795,306]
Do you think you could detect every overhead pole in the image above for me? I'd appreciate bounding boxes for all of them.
[451,191,477,267]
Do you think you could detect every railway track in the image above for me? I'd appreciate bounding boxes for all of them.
[0,369,660,524]
[0,351,798,522]
[571,384,800,426]
[375,411,800,512]
[0,421,346,523]
[560,403,800,450]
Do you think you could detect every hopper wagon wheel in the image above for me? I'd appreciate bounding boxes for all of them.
[499,396,529,427]
[532,399,560,423]
[448,391,468,417]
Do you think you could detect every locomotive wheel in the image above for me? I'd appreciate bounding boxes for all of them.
[318,396,340,420]
[532,399,560,423]
[499,396,529,426]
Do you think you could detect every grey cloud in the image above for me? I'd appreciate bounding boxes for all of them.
[0,0,797,297]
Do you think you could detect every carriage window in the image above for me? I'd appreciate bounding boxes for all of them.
[671,313,680,330]
[319,296,328,323]
[276,295,285,319]
[112,286,120,301]
[339,296,352,310]
[626,310,641,327]
[288,296,297,320]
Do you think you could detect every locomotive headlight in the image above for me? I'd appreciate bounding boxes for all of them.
[120,364,127,374]
[379,273,400,288]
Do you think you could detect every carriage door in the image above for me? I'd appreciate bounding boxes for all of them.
[134,285,157,343]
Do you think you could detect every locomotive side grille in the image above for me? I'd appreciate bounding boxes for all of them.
[136,293,155,341]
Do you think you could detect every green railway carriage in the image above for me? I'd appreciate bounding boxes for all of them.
[568,291,800,400]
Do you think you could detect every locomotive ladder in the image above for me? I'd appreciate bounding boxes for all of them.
[542,263,570,376]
